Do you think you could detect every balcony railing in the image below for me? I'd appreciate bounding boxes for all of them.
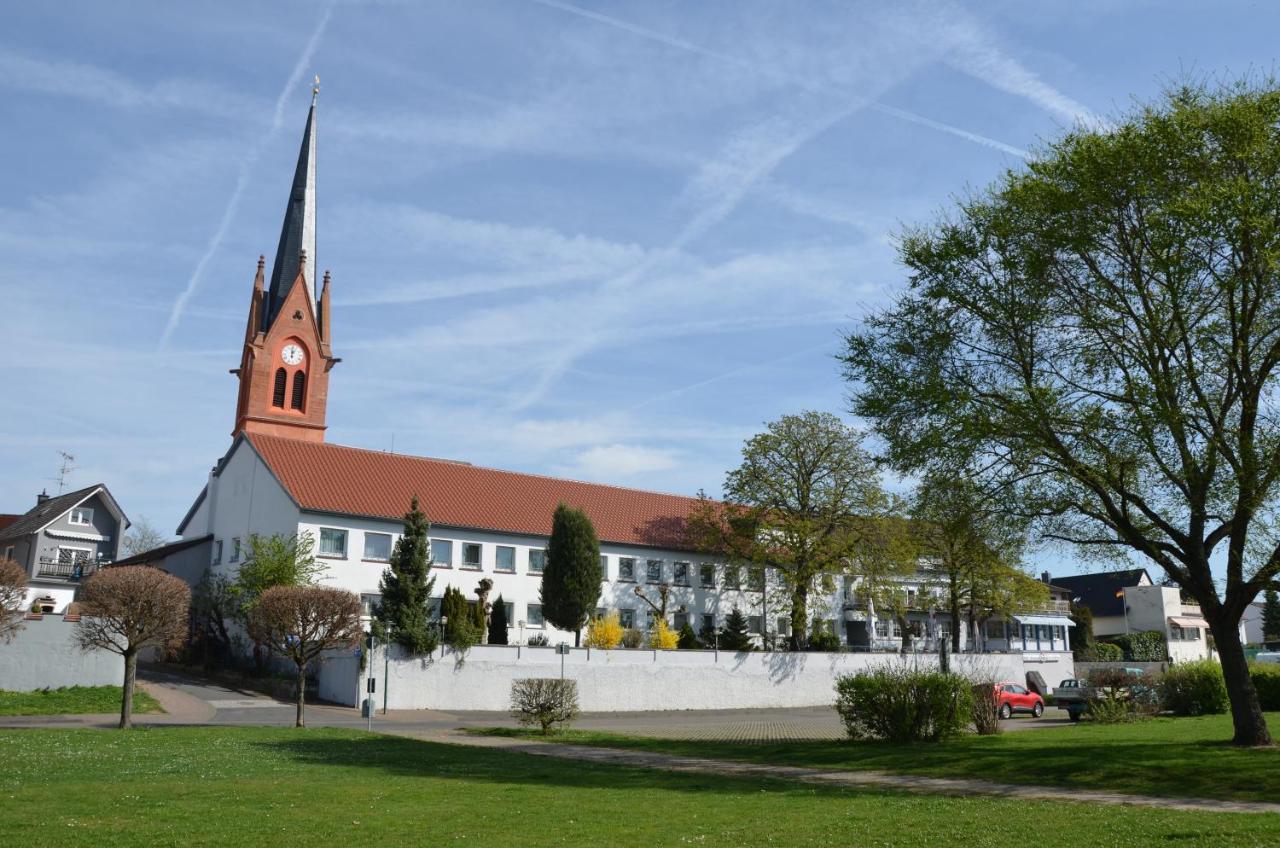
[35,557,99,582]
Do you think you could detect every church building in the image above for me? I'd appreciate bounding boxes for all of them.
[175,91,803,645]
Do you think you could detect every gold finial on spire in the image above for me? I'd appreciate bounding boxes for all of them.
[312,74,320,104]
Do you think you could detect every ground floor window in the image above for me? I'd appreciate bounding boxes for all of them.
[619,609,635,629]
[748,615,763,634]
[526,603,544,627]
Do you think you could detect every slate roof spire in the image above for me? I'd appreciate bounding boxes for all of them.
[264,78,319,330]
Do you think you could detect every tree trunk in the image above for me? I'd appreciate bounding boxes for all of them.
[898,615,913,654]
[1211,615,1271,746]
[295,664,307,728]
[574,628,581,648]
[789,585,808,651]
[950,597,962,653]
[119,649,137,730]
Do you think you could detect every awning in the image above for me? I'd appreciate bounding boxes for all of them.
[1013,615,1076,628]
[1169,616,1209,629]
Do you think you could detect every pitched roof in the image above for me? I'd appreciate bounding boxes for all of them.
[264,97,318,329]
[1050,568,1151,617]
[246,433,703,550]
[111,534,213,567]
[0,485,115,543]
[0,515,19,534]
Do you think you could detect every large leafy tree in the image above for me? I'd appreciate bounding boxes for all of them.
[912,473,1041,651]
[844,81,1280,745]
[540,503,602,646]
[688,411,895,650]
[233,531,322,670]
[373,496,439,656]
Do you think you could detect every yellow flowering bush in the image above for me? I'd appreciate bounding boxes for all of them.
[649,619,678,650]
[584,611,623,649]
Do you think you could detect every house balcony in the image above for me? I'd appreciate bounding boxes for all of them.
[1033,599,1072,614]
[35,557,99,582]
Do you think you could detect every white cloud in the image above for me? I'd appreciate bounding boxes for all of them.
[566,444,681,479]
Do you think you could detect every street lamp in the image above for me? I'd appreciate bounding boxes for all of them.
[518,620,526,645]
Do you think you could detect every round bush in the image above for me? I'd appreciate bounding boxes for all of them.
[1159,660,1228,716]
[1091,642,1124,662]
[834,666,973,742]
[1249,664,1280,711]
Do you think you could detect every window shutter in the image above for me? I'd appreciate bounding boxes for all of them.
[272,368,287,407]
[291,371,307,410]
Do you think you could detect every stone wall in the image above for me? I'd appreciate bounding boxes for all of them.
[0,614,123,691]
[317,645,1074,712]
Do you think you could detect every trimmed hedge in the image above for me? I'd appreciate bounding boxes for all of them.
[1159,661,1228,716]
[1103,630,1166,661]
[1250,664,1280,711]
[1078,642,1123,662]
[834,666,972,742]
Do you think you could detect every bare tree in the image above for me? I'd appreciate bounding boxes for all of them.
[122,517,169,558]
[0,559,29,642]
[248,585,362,727]
[75,566,190,728]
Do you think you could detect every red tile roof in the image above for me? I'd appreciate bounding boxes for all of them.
[0,515,19,534]
[247,433,703,550]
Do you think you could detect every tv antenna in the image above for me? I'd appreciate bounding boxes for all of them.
[51,451,76,494]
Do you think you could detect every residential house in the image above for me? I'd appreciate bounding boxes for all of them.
[0,484,129,613]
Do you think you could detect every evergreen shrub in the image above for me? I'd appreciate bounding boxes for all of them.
[834,666,972,742]
[1159,660,1228,716]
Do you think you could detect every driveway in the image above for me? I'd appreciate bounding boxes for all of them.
[0,666,1075,741]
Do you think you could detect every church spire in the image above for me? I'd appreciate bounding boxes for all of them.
[263,79,319,330]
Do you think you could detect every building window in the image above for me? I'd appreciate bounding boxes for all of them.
[599,554,608,578]
[748,615,763,635]
[3,546,12,561]
[229,537,241,563]
[69,506,94,526]
[527,603,545,627]
[495,545,516,572]
[211,540,222,565]
[503,602,515,626]
[673,611,689,630]
[700,564,716,588]
[619,608,635,629]
[701,613,715,634]
[646,609,657,629]
[646,559,663,583]
[290,371,306,411]
[319,528,348,558]
[618,557,636,581]
[776,616,791,636]
[361,593,381,618]
[363,533,392,562]
[462,543,482,569]
[672,562,690,586]
[748,567,765,591]
[272,368,287,408]
[985,619,1006,640]
[528,549,546,574]
[430,539,453,566]
[723,565,741,590]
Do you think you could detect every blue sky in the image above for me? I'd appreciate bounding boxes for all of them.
[0,1,1271,573]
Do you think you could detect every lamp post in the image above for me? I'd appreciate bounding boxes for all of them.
[518,620,526,646]
[440,614,448,659]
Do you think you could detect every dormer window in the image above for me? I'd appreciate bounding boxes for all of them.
[69,506,94,526]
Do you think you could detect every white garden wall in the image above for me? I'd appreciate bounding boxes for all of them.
[0,615,124,692]
[317,645,1074,712]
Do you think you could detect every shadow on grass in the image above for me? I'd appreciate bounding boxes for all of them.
[477,719,1280,803]
[248,732,872,800]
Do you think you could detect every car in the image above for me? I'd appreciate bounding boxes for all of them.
[995,681,1044,719]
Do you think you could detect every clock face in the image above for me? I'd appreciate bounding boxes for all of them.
[281,344,305,366]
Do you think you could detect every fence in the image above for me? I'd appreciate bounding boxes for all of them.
[317,644,1074,712]
[0,614,123,692]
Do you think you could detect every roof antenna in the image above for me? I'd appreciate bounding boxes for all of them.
[390,433,396,454]
[50,451,76,494]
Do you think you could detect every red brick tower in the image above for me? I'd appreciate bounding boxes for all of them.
[232,83,338,442]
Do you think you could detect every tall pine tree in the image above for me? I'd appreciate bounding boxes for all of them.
[372,496,438,656]
[489,594,510,644]
[540,503,602,646]
[1262,589,1280,645]
[719,606,754,652]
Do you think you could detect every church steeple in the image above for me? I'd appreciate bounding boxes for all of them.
[264,77,319,330]
[231,82,337,444]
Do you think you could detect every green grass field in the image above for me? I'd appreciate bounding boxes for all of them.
[475,712,1280,804]
[0,727,1276,847]
[0,686,161,716]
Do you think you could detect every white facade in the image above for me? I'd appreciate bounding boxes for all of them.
[1101,585,1223,662]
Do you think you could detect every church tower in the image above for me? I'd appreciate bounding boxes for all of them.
[232,82,338,442]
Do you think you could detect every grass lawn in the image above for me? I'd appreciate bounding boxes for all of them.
[0,727,1277,847]
[474,712,1280,804]
[0,686,161,716]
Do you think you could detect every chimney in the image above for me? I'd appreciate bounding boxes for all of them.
[36,489,50,506]
[1041,571,1051,584]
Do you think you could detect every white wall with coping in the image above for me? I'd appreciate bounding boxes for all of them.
[0,615,123,691]
[317,645,1074,712]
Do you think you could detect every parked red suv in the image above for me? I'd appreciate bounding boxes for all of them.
[995,682,1044,719]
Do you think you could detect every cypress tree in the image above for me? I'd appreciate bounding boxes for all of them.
[719,606,754,652]
[372,496,438,656]
[540,503,602,646]
[489,594,510,644]
[1263,589,1280,644]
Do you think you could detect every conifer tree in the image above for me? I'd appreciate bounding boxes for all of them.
[1262,589,1280,644]
[540,503,602,646]
[719,606,754,652]
[440,585,475,646]
[373,496,439,656]
[489,594,510,644]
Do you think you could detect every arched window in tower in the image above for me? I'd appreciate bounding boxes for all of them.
[272,368,287,408]
[291,370,307,411]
